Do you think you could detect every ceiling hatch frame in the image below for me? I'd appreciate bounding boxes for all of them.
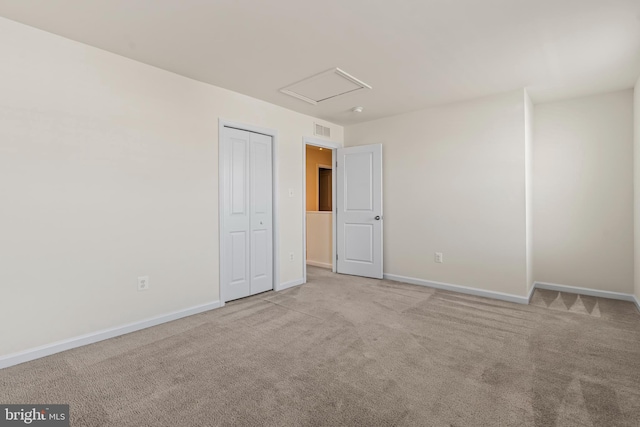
[280,68,372,105]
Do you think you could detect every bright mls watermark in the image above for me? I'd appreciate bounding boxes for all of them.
[0,405,69,426]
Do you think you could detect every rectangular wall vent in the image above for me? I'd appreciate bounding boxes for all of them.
[314,123,331,138]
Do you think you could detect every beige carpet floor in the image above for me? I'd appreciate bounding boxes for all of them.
[1,266,640,426]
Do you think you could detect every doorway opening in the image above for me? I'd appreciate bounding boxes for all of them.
[303,137,339,283]
[318,167,332,211]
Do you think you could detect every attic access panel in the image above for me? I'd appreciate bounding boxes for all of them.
[280,68,371,105]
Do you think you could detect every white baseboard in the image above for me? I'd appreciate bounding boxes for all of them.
[382,275,640,312]
[306,260,332,269]
[383,273,530,304]
[278,277,304,291]
[534,281,638,304]
[0,300,221,370]
[527,283,536,303]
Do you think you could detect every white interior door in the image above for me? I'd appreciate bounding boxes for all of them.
[336,144,383,279]
[221,127,273,302]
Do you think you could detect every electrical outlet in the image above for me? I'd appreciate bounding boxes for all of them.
[435,252,443,263]
[289,252,294,262]
[138,276,149,291]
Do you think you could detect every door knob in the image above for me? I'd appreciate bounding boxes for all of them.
[374,216,381,220]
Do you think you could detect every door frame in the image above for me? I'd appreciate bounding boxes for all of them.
[218,119,279,306]
[302,136,341,284]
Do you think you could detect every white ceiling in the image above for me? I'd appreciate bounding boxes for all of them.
[1,0,639,125]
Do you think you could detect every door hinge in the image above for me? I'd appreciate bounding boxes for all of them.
[336,253,338,260]
[335,161,338,168]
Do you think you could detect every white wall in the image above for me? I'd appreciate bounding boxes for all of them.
[635,77,640,302]
[0,17,342,357]
[346,90,529,297]
[533,90,634,293]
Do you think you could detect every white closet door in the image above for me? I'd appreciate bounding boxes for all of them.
[249,132,273,295]
[221,127,273,302]
[222,127,252,301]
